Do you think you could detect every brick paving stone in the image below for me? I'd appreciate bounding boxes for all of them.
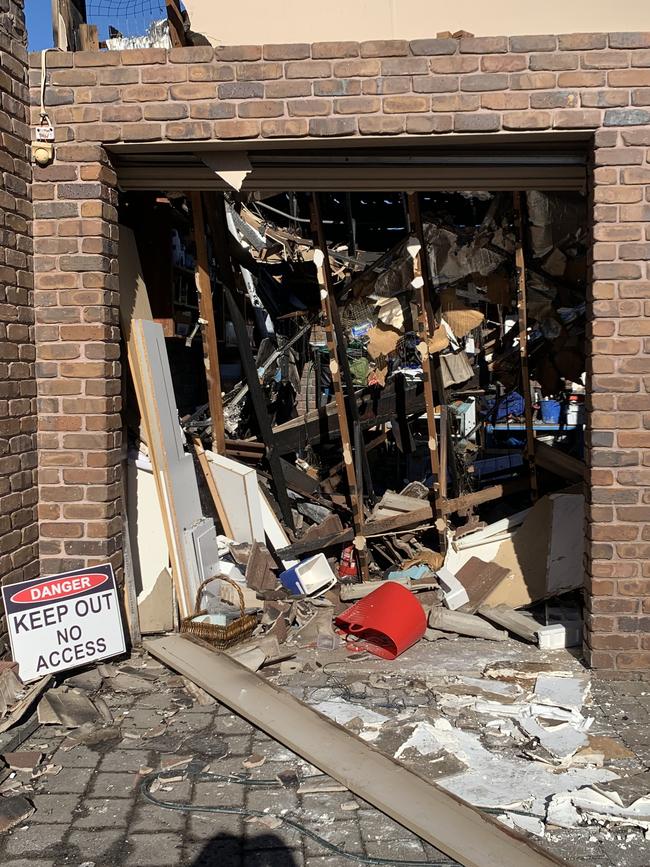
[302,820,364,857]
[1,861,55,867]
[3,823,67,857]
[187,812,243,840]
[66,828,125,859]
[29,793,81,823]
[129,800,186,833]
[89,771,140,798]
[193,780,246,808]
[245,846,304,867]
[39,766,95,794]
[72,796,132,827]
[98,749,152,772]
[124,832,183,865]
[182,834,243,866]
[247,787,299,813]
[50,745,103,768]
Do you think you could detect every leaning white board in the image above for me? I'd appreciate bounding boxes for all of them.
[206,451,265,545]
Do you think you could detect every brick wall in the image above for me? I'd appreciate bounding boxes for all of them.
[27,33,650,671]
[0,0,38,655]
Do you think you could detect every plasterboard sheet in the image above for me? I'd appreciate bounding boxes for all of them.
[206,451,265,545]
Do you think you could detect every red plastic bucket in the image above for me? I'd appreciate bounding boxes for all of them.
[334,582,427,660]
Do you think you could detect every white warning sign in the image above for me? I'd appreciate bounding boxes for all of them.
[2,563,126,683]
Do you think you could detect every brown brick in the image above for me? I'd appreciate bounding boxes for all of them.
[236,62,283,81]
[609,68,650,87]
[74,50,119,67]
[358,116,405,135]
[594,186,643,203]
[334,96,380,114]
[285,60,332,79]
[503,110,552,130]
[609,33,650,49]
[621,166,650,183]
[459,36,507,54]
[632,88,650,105]
[362,77,410,95]
[360,40,408,58]
[122,122,163,142]
[263,43,310,61]
[481,55,527,72]
[213,119,261,139]
[460,73,508,91]
[169,83,216,100]
[334,59,380,78]
[481,92,528,110]
[214,46,262,62]
[381,58,429,76]
[383,95,429,113]
[530,53,579,71]
[558,70,606,87]
[429,56,479,73]
[120,47,167,65]
[409,38,457,56]
[188,65,234,82]
[430,94,479,112]
[219,81,265,99]
[188,101,236,121]
[309,117,357,136]
[287,99,331,117]
[141,65,187,83]
[412,75,459,93]
[98,66,139,85]
[101,105,143,123]
[144,103,190,121]
[260,118,309,137]
[511,72,557,90]
[631,49,650,67]
[510,35,557,52]
[559,33,607,50]
[583,90,630,108]
[405,114,453,134]
[265,80,312,98]
[312,42,359,59]
[165,121,213,140]
[454,113,500,132]
[582,50,630,69]
[314,79,362,97]
[237,100,285,118]
[554,109,602,128]
[122,84,168,102]
[169,46,214,63]
[591,633,640,651]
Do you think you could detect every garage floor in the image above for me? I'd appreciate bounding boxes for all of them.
[1,642,649,867]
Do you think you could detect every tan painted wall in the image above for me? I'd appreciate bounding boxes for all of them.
[184,0,650,45]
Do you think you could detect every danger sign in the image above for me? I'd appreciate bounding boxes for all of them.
[2,563,126,683]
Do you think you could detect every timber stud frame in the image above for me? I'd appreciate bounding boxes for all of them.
[27,32,650,673]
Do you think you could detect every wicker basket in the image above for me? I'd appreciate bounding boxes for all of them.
[180,574,258,649]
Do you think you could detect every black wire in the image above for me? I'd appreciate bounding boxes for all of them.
[141,765,452,866]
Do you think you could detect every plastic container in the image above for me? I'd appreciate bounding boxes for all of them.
[540,398,562,424]
[565,395,585,426]
[279,553,337,598]
[334,582,427,660]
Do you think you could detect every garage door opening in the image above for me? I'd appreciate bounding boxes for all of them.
[118,181,588,649]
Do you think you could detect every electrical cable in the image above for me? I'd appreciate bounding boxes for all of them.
[141,764,453,866]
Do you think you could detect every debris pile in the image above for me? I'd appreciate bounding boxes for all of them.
[117,187,587,666]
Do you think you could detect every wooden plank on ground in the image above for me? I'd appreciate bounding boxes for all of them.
[478,604,539,644]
